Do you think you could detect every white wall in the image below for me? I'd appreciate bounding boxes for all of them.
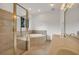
[29,10,61,38]
[0,3,13,12]
[0,3,26,16]
[65,4,79,35]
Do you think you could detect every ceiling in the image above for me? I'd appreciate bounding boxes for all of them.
[0,3,62,17]
[0,3,78,16]
[19,3,62,15]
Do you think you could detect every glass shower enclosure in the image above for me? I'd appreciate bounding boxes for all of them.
[0,3,29,55]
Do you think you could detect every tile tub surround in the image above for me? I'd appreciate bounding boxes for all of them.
[0,9,14,54]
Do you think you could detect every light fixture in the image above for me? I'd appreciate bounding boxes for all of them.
[66,4,70,9]
[29,8,32,10]
[68,3,74,8]
[60,3,66,10]
[60,3,74,11]
[50,4,54,7]
[38,9,40,12]
[13,14,17,19]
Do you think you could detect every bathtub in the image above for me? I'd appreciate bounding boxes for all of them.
[57,48,78,55]
[48,35,79,55]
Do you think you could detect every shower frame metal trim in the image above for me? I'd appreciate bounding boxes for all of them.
[13,3,29,54]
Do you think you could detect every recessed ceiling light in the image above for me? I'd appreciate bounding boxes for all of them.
[29,8,32,10]
[50,4,54,7]
[38,9,40,12]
